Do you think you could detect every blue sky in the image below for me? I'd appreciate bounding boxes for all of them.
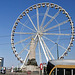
[0,0,75,68]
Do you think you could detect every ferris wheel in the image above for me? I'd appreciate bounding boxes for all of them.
[11,2,74,66]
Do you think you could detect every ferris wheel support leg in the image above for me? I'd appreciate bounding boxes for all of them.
[21,50,30,69]
[41,37,54,60]
[41,38,51,60]
[38,41,42,64]
[38,35,49,62]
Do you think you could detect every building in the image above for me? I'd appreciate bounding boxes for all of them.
[0,57,4,67]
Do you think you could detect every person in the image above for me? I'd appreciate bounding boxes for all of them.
[11,65,13,72]
[3,67,6,74]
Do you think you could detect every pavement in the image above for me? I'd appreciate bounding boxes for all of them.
[0,72,39,75]
[0,71,40,75]
[0,69,46,75]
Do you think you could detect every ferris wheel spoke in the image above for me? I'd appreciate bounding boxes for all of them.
[46,14,59,24]
[46,14,53,18]
[26,13,37,31]
[43,20,68,32]
[14,35,34,45]
[41,37,54,60]
[13,32,35,35]
[43,10,60,29]
[19,48,29,55]
[40,6,50,28]
[43,36,67,50]
[43,33,71,36]
[18,42,30,55]
[46,14,61,34]
[19,21,35,32]
[46,14,61,43]
[36,7,39,30]
[50,44,56,51]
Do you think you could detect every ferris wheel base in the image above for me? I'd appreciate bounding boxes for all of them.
[22,65,40,72]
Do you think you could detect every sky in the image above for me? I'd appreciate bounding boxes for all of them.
[0,0,75,68]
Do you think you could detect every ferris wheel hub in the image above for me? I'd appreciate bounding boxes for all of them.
[37,30,43,37]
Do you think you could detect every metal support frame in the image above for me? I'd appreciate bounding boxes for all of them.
[71,69,73,75]
[64,69,65,75]
[56,68,57,75]
[38,35,49,62]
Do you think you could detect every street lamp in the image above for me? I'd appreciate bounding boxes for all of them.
[55,43,59,59]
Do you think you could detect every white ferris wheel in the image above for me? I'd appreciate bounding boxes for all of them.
[11,2,74,66]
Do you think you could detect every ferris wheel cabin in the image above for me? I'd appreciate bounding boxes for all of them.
[47,59,75,75]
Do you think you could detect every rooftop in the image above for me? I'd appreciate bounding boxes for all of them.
[49,59,75,66]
